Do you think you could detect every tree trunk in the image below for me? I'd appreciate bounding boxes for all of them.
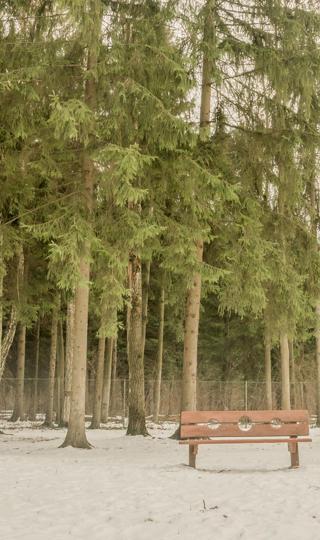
[181,242,203,411]
[277,181,291,412]
[289,339,296,409]
[180,1,213,414]
[61,2,101,448]
[0,247,23,380]
[310,151,320,424]
[0,306,17,380]
[90,335,106,429]
[199,4,214,134]
[63,299,75,426]
[101,338,113,424]
[316,302,320,426]
[153,286,165,423]
[280,332,291,409]
[85,368,90,415]
[0,231,3,369]
[127,254,147,435]
[10,324,26,421]
[110,336,118,415]
[57,318,65,425]
[31,318,40,421]
[9,244,26,421]
[43,305,59,427]
[141,261,150,363]
[87,365,95,416]
[264,330,272,409]
[61,257,92,448]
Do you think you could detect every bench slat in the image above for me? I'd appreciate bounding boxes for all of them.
[180,422,309,439]
[179,437,312,445]
[180,410,309,425]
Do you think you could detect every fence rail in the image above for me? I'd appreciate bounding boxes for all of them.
[0,378,316,418]
[0,378,318,421]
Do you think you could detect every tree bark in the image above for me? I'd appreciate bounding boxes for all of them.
[280,332,291,409]
[101,338,113,424]
[61,257,92,447]
[153,286,165,423]
[61,2,102,448]
[199,4,214,133]
[289,339,296,409]
[0,306,17,380]
[63,299,75,426]
[10,247,26,422]
[316,302,320,426]
[90,335,106,429]
[277,183,291,411]
[309,151,320,425]
[0,247,23,380]
[57,318,65,425]
[0,231,3,370]
[31,318,40,421]
[43,305,59,427]
[180,0,214,414]
[10,324,26,421]
[264,330,272,409]
[110,335,118,415]
[141,260,150,364]
[182,242,203,411]
[127,254,147,435]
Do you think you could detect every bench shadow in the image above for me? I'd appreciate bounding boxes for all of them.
[183,464,291,474]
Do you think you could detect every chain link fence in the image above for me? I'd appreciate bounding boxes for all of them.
[0,378,317,422]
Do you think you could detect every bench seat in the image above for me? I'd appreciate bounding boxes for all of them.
[180,437,312,444]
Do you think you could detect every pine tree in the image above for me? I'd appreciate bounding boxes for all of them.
[61,0,103,448]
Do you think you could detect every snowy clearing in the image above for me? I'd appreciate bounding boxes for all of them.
[0,422,320,540]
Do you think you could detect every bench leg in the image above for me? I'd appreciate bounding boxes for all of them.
[189,444,198,468]
[288,438,299,468]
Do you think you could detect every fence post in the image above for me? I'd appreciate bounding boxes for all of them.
[244,380,248,411]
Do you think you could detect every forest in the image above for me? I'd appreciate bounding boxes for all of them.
[1,0,320,450]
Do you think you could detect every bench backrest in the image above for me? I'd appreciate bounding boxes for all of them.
[180,410,310,439]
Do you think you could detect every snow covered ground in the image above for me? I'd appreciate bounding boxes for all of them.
[0,421,319,540]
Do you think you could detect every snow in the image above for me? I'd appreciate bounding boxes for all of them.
[0,421,320,540]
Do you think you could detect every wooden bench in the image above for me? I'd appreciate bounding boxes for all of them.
[179,410,312,469]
